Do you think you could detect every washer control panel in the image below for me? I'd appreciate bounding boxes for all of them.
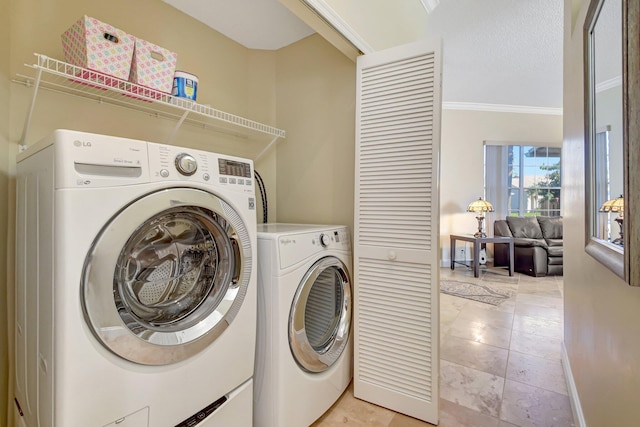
[52,130,254,194]
[175,152,198,176]
[57,130,149,188]
[146,142,254,194]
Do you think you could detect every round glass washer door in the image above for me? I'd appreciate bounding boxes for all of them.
[82,188,252,366]
[289,256,351,373]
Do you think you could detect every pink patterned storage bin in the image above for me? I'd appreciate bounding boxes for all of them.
[61,15,135,80]
[129,39,178,94]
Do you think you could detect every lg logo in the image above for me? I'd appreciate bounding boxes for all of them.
[73,140,92,147]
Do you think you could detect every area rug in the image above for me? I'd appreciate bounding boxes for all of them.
[440,280,514,306]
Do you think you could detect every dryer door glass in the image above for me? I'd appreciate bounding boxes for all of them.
[82,188,253,365]
[289,257,351,373]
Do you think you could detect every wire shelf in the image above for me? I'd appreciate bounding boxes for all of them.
[18,53,286,149]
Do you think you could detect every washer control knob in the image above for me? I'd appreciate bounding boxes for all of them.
[319,233,331,247]
[160,169,169,178]
[175,153,198,176]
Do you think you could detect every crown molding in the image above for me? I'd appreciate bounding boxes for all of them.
[596,75,622,93]
[301,0,374,54]
[442,102,563,116]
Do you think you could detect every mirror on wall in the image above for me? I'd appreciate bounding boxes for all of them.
[584,0,640,285]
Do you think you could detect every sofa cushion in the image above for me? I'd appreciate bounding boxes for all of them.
[537,216,563,239]
[513,238,548,248]
[494,220,513,237]
[548,264,563,275]
[506,216,543,239]
[546,238,563,247]
[547,246,563,257]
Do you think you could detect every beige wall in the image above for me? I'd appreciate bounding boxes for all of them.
[274,34,356,230]
[439,108,563,263]
[248,49,279,221]
[1,0,10,422]
[563,1,640,426]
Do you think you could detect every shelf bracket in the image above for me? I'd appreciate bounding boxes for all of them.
[254,135,281,163]
[166,110,191,144]
[19,66,43,151]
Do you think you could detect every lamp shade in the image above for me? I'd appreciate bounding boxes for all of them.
[599,195,624,213]
[467,197,495,213]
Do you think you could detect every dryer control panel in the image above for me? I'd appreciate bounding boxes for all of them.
[278,227,351,270]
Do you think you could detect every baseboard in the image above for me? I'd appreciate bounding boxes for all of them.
[562,342,587,427]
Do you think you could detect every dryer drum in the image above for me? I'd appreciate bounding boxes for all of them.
[304,269,342,351]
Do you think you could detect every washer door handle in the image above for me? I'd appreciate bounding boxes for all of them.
[231,237,241,285]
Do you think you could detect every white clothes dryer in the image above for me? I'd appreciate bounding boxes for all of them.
[254,224,353,427]
[14,130,257,427]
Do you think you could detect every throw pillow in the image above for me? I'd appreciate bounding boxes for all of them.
[506,216,544,239]
[537,216,563,239]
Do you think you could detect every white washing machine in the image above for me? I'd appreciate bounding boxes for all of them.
[254,224,353,427]
[14,130,257,427]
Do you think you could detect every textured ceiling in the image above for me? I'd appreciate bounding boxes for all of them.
[425,0,563,109]
[163,0,564,110]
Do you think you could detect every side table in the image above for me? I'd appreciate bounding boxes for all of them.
[450,234,514,278]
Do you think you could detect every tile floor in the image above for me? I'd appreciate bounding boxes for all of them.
[312,266,575,427]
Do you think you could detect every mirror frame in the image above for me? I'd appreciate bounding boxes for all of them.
[584,0,640,285]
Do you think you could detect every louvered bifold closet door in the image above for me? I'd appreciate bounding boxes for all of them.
[354,39,441,425]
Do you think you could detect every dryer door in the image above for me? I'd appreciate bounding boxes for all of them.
[289,256,351,373]
[82,188,252,365]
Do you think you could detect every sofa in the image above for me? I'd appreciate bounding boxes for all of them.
[493,216,563,277]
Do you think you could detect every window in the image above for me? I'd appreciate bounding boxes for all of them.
[485,144,562,218]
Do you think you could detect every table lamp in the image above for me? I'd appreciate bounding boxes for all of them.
[467,197,494,238]
[599,194,624,246]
